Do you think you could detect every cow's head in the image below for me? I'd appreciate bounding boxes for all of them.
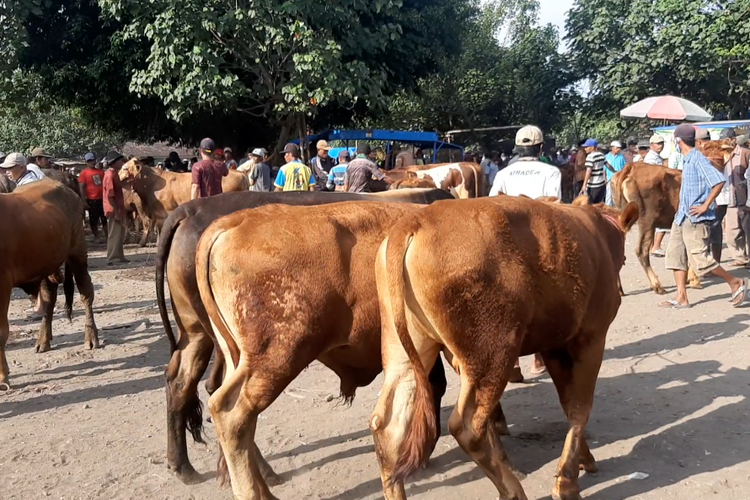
[119,158,144,181]
[699,139,733,171]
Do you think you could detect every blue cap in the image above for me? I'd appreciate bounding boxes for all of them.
[84,152,96,162]
[583,139,598,148]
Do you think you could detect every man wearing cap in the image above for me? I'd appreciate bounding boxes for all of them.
[246,148,271,192]
[633,139,649,162]
[191,138,229,200]
[309,140,335,191]
[224,148,238,170]
[489,125,555,380]
[580,139,606,203]
[28,147,54,175]
[78,153,107,242]
[275,143,315,192]
[0,153,46,186]
[327,151,350,191]
[623,138,638,164]
[102,151,129,265]
[489,125,561,199]
[720,128,750,266]
[604,141,626,206]
[662,124,748,308]
[643,135,666,166]
[344,144,385,193]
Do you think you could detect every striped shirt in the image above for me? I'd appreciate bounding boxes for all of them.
[675,148,726,225]
[585,152,606,188]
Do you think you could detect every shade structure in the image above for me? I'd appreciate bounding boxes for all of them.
[620,96,712,122]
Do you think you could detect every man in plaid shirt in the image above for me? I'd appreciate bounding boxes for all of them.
[662,124,749,308]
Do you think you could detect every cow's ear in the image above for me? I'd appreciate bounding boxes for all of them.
[619,202,640,232]
[572,195,590,206]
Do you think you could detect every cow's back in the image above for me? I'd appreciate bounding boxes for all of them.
[395,197,622,353]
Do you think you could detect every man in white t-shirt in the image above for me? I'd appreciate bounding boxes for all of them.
[489,126,561,199]
[643,135,666,166]
[489,124,556,382]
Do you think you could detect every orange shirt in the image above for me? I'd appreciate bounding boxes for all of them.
[78,167,105,200]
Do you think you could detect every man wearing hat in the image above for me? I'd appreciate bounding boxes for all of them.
[605,141,626,206]
[633,139,649,162]
[0,153,46,186]
[275,143,315,192]
[489,125,556,380]
[327,150,351,191]
[489,125,561,199]
[623,138,638,164]
[643,135,666,166]
[28,147,54,175]
[246,148,271,192]
[344,144,385,193]
[580,138,607,203]
[191,138,229,200]
[224,147,238,170]
[78,152,107,242]
[311,140,335,191]
[720,128,750,266]
[662,124,748,308]
[102,151,129,265]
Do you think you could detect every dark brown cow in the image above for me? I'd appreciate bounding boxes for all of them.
[158,189,453,483]
[0,175,14,193]
[42,169,81,199]
[0,180,99,388]
[370,196,639,500]
[194,202,452,499]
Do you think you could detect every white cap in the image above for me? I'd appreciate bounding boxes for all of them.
[251,148,267,157]
[610,141,623,148]
[0,153,27,169]
[515,125,544,146]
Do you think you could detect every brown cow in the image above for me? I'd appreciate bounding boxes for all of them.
[119,159,249,237]
[158,189,454,483]
[385,163,485,198]
[0,175,14,193]
[122,182,153,247]
[370,196,639,500]
[193,202,451,499]
[389,176,438,190]
[0,180,99,388]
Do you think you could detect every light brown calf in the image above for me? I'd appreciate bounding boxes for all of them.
[370,196,639,500]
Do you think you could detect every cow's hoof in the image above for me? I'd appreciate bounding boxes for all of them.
[579,457,598,474]
[35,342,51,353]
[263,470,284,487]
[552,489,582,500]
[653,287,667,295]
[169,462,203,485]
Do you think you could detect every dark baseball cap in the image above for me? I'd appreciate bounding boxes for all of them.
[200,138,216,153]
[720,128,737,139]
[283,143,299,155]
[357,143,371,155]
[673,124,696,141]
[105,151,124,165]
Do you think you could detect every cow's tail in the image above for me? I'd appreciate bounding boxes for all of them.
[63,263,74,322]
[156,210,187,354]
[386,226,436,484]
[195,219,242,371]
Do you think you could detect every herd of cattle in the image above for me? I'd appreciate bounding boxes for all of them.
[0,141,731,500]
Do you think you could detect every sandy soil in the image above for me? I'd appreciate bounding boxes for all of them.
[2,233,750,500]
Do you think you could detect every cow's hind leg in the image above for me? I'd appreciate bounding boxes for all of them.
[69,255,99,349]
[635,223,666,294]
[448,368,527,500]
[209,361,293,500]
[35,278,57,353]
[165,321,214,484]
[541,332,607,500]
[0,283,11,388]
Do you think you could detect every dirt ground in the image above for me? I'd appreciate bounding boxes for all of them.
[2,232,750,500]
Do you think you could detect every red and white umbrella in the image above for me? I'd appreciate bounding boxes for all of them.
[620,96,712,122]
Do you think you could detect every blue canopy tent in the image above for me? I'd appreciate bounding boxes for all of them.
[651,120,750,157]
[292,129,464,164]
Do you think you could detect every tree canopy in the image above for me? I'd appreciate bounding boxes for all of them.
[566,0,750,119]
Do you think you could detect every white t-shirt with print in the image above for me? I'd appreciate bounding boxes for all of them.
[489,158,561,199]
